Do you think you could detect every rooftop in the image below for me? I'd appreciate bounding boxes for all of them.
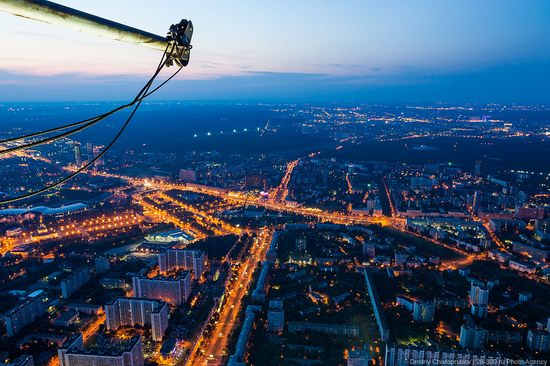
[0,203,88,216]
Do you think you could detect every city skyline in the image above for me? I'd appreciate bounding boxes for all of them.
[0,2,549,366]
[1,102,549,364]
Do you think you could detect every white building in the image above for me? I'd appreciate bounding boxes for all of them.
[470,304,488,318]
[469,283,489,306]
[61,269,91,299]
[132,273,191,306]
[267,301,284,333]
[509,259,536,274]
[527,329,550,353]
[105,298,169,341]
[4,296,47,337]
[145,229,194,244]
[413,301,435,323]
[5,356,34,366]
[385,344,512,366]
[460,325,486,350]
[95,257,110,274]
[59,334,143,366]
[157,249,205,279]
[347,349,370,366]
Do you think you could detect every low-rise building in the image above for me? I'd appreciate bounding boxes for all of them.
[509,259,536,274]
[227,306,262,366]
[512,242,549,262]
[251,261,270,302]
[287,322,360,336]
[145,229,194,243]
[67,303,102,315]
[53,311,80,328]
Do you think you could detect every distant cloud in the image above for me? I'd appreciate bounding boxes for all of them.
[0,61,548,104]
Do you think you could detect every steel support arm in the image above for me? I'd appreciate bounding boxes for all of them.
[0,0,193,66]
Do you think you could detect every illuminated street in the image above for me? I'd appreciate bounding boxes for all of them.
[188,229,273,365]
[268,159,299,203]
[1,3,549,366]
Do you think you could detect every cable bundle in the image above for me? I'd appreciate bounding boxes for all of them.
[0,45,183,204]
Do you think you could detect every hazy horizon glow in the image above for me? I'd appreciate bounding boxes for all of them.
[0,0,549,102]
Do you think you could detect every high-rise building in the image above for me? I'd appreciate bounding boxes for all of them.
[469,283,489,318]
[412,301,435,323]
[472,191,481,214]
[469,283,489,306]
[132,273,191,306]
[385,344,513,366]
[92,146,104,167]
[267,300,284,333]
[474,161,481,176]
[4,296,47,337]
[347,349,370,366]
[95,256,110,274]
[295,237,307,252]
[105,298,168,342]
[193,251,205,280]
[518,291,532,303]
[362,242,376,257]
[460,325,486,350]
[526,330,550,353]
[179,169,197,182]
[534,219,550,241]
[471,304,488,318]
[5,355,34,366]
[86,142,93,161]
[61,269,91,299]
[157,249,205,279]
[244,174,266,190]
[73,143,82,166]
[58,334,143,366]
[394,252,408,266]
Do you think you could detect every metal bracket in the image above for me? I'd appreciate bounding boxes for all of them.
[166,19,193,67]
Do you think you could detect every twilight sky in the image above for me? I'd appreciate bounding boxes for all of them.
[0,0,549,103]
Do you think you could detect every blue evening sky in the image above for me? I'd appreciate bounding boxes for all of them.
[0,0,549,103]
